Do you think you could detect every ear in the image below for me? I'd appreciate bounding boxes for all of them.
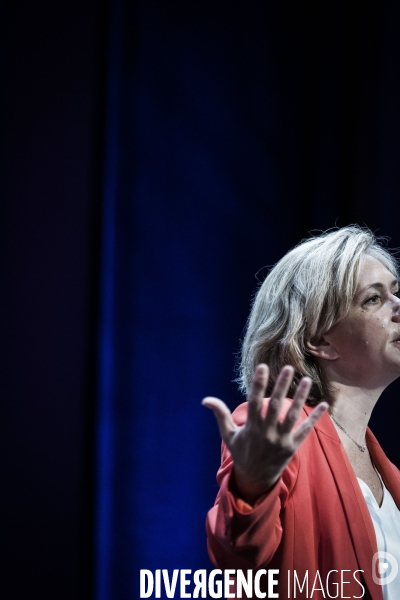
[305,336,339,361]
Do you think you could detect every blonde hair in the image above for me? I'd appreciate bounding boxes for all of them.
[238,226,399,405]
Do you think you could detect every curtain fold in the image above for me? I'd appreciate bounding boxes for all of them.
[94,1,400,598]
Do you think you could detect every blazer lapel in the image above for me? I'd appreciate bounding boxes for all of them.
[303,406,384,600]
[366,428,400,511]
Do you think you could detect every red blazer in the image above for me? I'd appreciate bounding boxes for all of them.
[206,399,400,599]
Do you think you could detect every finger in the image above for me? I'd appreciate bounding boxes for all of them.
[280,376,312,434]
[246,364,269,423]
[202,397,237,447]
[293,401,328,445]
[264,365,294,430]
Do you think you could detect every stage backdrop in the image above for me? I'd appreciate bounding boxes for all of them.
[94,1,400,599]
[3,1,400,599]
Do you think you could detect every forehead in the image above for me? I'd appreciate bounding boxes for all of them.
[357,255,397,288]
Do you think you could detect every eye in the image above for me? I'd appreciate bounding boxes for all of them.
[364,294,380,305]
[394,290,400,298]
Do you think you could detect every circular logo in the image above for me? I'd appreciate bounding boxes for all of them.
[372,551,398,585]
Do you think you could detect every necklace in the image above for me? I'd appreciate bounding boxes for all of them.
[330,414,367,452]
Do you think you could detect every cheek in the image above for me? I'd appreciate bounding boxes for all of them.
[358,317,387,349]
[342,319,382,350]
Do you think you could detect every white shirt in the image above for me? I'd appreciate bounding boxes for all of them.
[357,472,400,600]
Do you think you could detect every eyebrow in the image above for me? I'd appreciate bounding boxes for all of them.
[358,280,399,295]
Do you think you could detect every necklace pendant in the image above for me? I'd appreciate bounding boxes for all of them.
[360,445,366,452]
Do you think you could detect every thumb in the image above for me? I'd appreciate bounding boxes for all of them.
[202,397,236,446]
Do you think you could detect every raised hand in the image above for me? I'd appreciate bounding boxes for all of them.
[202,364,328,503]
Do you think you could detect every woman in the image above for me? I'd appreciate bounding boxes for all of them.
[203,226,400,600]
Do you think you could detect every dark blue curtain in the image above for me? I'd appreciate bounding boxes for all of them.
[94,1,400,598]
[4,0,400,598]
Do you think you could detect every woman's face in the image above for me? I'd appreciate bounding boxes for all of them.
[322,254,400,388]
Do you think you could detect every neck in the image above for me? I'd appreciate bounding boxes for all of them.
[328,382,383,441]
[322,360,395,440]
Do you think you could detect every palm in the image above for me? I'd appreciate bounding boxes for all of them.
[203,364,328,502]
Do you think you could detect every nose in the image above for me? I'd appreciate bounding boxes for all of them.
[392,293,400,321]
